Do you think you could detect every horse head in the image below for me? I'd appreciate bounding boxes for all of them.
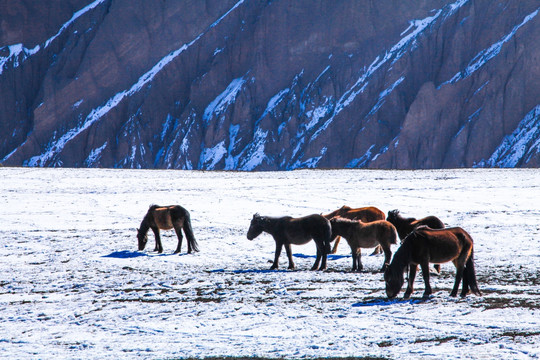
[384,264,404,299]
[137,227,148,250]
[247,213,265,240]
[387,209,400,221]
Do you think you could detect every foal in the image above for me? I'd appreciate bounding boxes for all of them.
[323,206,385,254]
[329,217,398,272]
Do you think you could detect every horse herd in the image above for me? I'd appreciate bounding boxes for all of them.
[136,204,481,300]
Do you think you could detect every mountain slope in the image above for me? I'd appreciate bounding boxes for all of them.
[1,0,539,169]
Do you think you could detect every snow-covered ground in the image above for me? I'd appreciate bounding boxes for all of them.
[0,168,538,359]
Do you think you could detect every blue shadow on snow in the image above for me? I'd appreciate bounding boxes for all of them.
[209,269,290,274]
[293,253,350,260]
[103,250,148,259]
[352,297,427,307]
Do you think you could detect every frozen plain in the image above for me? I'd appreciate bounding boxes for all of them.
[0,168,538,360]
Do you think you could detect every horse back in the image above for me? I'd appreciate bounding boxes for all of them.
[414,215,445,230]
[358,220,398,245]
[284,214,331,244]
[325,206,384,222]
[412,227,473,264]
[149,205,187,230]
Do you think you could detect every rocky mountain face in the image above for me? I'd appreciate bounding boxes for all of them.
[1,0,539,169]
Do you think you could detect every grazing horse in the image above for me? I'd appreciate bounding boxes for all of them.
[137,205,199,254]
[329,217,398,272]
[386,209,446,272]
[384,226,481,299]
[324,206,385,254]
[247,213,332,271]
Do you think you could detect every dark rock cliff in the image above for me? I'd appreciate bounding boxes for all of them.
[1,0,539,169]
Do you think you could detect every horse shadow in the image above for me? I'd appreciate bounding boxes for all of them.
[352,297,429,307]
[293,253,350,261]
[103,250,194,258]
[103,250,148,259]
[209,269,290,274]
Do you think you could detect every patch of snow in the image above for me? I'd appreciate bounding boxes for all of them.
[199,141,227,169]
[346,144,375,168]
[313,0,468,139]
[84,142,107,166]
[0,44,40,75]
[238,128,268,171]
[22,1,245,167]
[72,99,84,109]
[440,8,539,87]
[44,0,107,49]
[479,104,540,167]
[1,167,538,359]
[203,77,246,123]
[367,76,405,117]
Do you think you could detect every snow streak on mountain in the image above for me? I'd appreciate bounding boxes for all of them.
[1,0,539,169]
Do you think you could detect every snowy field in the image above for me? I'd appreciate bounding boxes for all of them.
[0,168,539,360]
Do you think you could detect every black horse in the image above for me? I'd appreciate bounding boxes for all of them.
[384,226,481,299]
[137,205,199,254]
[247,213,332,270]
[386,209,445,272]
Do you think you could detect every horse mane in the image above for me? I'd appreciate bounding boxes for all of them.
[329,216,359,224]
[389,209,416,223]
[391,232,414,271]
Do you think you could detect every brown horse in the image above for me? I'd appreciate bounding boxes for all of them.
[137,205,199,254]
[324,206,385,254]
[384,226,481,299]
[386,209,445,272]
[329,217,398,272]
[247,213,332,271]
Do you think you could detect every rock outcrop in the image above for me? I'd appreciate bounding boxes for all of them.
[1,0,539,169]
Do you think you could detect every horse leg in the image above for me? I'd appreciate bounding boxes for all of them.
[371,245,382,255]
[356,248,363,272]
[351,249,357,271]
[420,262,432,298]
[460,265,470,297]
[312,238,327,271]
[434,264,441,273]
[450,261,466,297]
[380,243,392,272]
[404,264,417,299]
[331,236,341,254]
[284,243,295,270]
[271,240,283,270]
[151,227,163,253]
[173,225,183,254]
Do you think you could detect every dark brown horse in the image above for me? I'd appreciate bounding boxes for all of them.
[386,209,446,272]
[247,213,332,271]
[137,205,199,254]
[384,226,481,299]
[324,206,385,254]
[329,217,398,272]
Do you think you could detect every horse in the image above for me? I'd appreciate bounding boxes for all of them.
[137,205,199,254]
[246,213,332,271]
[384,226,481,299]
[386,209,446,272]
[329,217,398,272]
[323,206,385,254]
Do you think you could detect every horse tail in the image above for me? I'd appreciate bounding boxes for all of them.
[183,212,199,252]
[465,248,481,296]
